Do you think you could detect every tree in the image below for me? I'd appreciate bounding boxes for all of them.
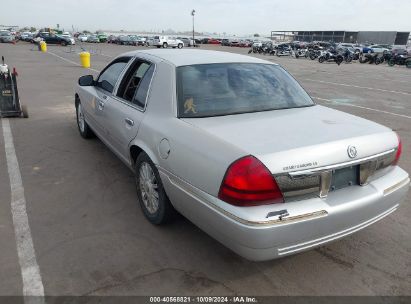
[30,27,37,32]
[254,33,260,37]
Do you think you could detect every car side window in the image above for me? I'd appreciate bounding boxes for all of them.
[116,59,154,108]
[132,64,155,108]
[96,58,129,93]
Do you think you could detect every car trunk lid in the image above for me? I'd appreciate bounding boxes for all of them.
[181,105,397,174]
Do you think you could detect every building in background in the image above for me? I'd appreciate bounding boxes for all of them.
[271,31,410,45]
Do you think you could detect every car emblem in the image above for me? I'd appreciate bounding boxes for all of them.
[347,145,357,159]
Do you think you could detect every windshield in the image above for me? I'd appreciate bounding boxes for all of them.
[176,63,314,118]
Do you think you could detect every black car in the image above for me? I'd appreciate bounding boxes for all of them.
[36,32,73,46]
[221,39,231,46]
[117,35,132,45]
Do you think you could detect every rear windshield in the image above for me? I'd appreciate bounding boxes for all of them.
[176,63,314,118]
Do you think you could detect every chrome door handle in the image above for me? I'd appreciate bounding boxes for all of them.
[125,118,134,126]
[98,100,105,110]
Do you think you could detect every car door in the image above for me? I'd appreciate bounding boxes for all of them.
[103,58,156,164]
[84,57,131,141]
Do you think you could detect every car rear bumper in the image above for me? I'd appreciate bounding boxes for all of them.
[160,166,409,261]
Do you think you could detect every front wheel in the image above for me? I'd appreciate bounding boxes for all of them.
[388,59,395,67]
[177,43,183,49]
[135,153,176,225]
[162,42,168,48]
[76,101,94,139]
[318,57,325,63]
[406,59,411,68]
[61,41,67,46]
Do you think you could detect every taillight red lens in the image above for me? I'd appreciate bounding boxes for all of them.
[393,133,402,165]
[218,155,284,206]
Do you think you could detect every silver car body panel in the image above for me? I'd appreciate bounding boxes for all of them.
[76,49,410,260]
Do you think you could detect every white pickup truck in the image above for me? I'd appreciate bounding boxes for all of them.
[153,36,184,48]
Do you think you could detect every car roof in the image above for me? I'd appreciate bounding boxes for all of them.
[121,49,275,66]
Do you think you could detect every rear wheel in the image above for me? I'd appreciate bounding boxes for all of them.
[318,57,325,63]
[177,43,183,49]
[406,59,411,68]
[388,59,395,67]
[61,41,67,46]
[76,101,94,139]
[134,153,175,225]
[162,42,168,48]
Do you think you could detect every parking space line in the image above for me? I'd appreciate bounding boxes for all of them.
[47,50,101,73]
[304,78,411,96]
[314,97,411,119]
[1,119,45,300]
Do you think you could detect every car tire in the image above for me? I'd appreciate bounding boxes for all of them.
[61,41,67,46]
[156,45,161,48]
[21,104,29,118]
[76,101,94,139]
[134,153,176,225]
[319,57,325,63]
[163,42,168,48]
[388,59,395,67]
[178,43,183,49]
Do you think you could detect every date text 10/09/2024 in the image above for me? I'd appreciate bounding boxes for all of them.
[150,296,258,303]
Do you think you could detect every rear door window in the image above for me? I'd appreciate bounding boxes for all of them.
[116,59,155,108]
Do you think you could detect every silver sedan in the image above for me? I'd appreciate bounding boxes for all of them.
[75,49,409,261]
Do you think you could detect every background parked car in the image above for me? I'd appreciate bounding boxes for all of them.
[362,44,391,54]
[117,35,132,45]
[97,33,108,43]
[178,37,195,47]
[153,36,183,48]
[0,31,15,43]
[107,35,117,43]
[60,32,75,44]
[77,34,88,42]
[36,32,74,46]
[146,37,154,46]
[221,39,231,46]
[208,38,221,44]
[87,35,100,43]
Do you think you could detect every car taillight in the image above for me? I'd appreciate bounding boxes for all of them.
[218,156,284,207]
[393,133,402,165]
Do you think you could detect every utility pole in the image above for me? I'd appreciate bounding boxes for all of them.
[191,9,196,46]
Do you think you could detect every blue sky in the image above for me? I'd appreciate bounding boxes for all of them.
[4,0,410,35]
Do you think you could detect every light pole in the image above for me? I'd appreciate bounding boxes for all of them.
[191,9,195,46]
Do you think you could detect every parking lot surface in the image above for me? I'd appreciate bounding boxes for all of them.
[0,42,410,296]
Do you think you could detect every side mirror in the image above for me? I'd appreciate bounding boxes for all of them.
[78,75,94,86]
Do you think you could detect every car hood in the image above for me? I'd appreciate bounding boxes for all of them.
[181,105,397,174]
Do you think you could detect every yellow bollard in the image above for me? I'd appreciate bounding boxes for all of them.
[79,52,91,68]
[40,41,47,52]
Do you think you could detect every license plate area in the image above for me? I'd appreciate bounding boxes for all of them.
[330,166,359,192]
